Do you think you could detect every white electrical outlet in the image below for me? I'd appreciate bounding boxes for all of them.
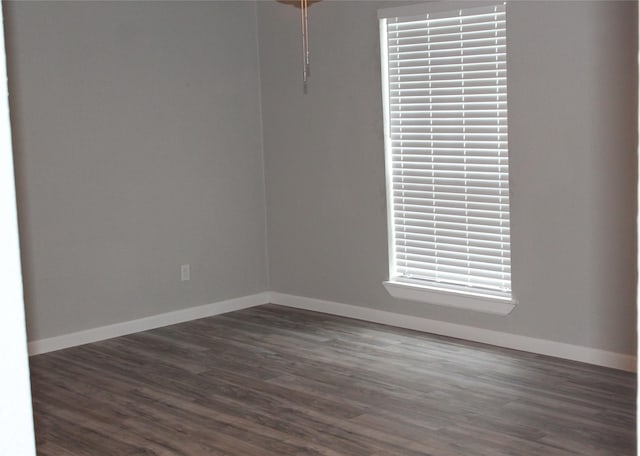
[181,264,190,281]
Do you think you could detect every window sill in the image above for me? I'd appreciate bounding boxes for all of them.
[383,280,516,316]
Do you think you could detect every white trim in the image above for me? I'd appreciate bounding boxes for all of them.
[28,290,636,372]
[378,1,504,20]
[383,280,516,315]
[380,15,397,281]
[27,292,269,356]
[269,292,636,372]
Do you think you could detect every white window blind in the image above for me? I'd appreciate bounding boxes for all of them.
[380,3,512,298]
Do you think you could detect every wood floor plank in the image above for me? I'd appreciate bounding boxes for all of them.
[29,304,636,455]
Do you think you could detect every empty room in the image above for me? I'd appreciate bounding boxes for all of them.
[1,0,637,455]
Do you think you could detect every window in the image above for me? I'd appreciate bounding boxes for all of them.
[379,2,514,314]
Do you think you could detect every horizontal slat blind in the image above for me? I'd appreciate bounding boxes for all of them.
[382,3,511,296]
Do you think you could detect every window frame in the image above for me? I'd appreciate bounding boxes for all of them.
[379,1,516,315]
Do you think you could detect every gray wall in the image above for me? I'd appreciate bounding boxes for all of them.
[258,1,638,354]
[5,0,637,356]
[5,1,268,341]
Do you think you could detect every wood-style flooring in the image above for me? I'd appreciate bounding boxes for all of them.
[29,304,636,455]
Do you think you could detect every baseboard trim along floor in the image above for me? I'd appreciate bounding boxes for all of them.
[27,290,636,372]
[270,292,637,372]
[27,292,269,356]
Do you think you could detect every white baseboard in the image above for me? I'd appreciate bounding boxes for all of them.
[28,290,636,372]
[27,292,269,356]
[269,292,637,372]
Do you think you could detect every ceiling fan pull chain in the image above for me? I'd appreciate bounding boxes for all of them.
[304,0,310,79]
[300,0,308,93]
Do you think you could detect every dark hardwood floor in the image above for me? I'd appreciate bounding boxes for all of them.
[29,304,636,455]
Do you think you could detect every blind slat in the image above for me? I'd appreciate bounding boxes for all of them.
[396,240,510,256]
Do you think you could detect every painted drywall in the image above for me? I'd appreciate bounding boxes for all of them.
[258,1,638,355]
[0,3,36,452]
[4,0,637,358]
[5,1,268,341]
